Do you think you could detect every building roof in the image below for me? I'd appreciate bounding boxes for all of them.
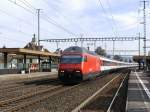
[0,48,60,57]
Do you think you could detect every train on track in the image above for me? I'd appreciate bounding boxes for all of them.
[58,46,137,83]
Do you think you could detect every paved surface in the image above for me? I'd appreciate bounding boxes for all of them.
[126,71,150,112]
[0,70,58,81]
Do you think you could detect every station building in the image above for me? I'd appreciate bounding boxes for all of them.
[0,36,60,75]
[133,55,150,70]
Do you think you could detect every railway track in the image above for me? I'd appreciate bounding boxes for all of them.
[18,72,123,112]
[0,86,59,112]
[0,77,58,89]
[0,78,60,100]
[0,70,130,112]
[106,72,128,112]
[0,84,81,112]
[71,74,122,112]
[0,84,61,101]
[0,76,58,94]
[76,71,130,112]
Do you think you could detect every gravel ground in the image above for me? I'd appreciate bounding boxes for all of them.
[0,77,60,101]
[0,76,58,90]
[81,79,121,112]
[0,73,57,86]
[81,72,129,112]
[0,72,57,81]
[20,73,120,112]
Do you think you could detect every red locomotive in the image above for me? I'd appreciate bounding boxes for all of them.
[58,46,136,83]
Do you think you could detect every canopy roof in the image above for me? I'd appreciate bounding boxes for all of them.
[0,48,60,57]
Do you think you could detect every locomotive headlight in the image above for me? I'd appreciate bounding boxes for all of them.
[76,70,80,72]
[61,70,64,72]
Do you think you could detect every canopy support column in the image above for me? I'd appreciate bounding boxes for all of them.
[3,52,8,69]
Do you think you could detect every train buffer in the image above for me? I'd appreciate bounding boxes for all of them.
[126,70,150,112]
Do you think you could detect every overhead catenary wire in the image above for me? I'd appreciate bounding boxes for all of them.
[0,12,33,44]
[0,24,31,37]
[106,0,119,35]
[19,0,78,36]
[0,8,60,38]
[0,8,32,26]
[98,0,118,37]
[21,0,36,10]
[42,13,78,37]
[117,21,139,31]
[43,0,86,33]
[20,0,78,36]
[7,0,35,14]
[0,7,33,39]
[7,0,78,37]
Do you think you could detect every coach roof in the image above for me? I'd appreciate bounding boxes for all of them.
[63,46,98,56]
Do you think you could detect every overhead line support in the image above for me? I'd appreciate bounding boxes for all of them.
[40,37,140,43]
[140,0,148,70]
[37,9,41,47]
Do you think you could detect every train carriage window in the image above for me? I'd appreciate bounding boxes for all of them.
[103,61,117,66]
[103,61,110,66]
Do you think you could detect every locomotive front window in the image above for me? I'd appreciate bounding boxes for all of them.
[61,55,82,64]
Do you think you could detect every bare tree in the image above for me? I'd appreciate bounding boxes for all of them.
[95,46,106,56]
[113,55,123,61]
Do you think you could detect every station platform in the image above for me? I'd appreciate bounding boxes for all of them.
[126,71,150,112]
[0,70,58,81]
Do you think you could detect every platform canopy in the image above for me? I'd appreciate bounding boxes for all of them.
[0,48,60,57]
[133,55,150,62]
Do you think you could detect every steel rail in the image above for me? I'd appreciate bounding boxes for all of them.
[71,73,121,112]
[106,73,128,112]
[2,84,82,112]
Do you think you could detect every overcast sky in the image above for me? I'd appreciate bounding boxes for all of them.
[0,0,149,55]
